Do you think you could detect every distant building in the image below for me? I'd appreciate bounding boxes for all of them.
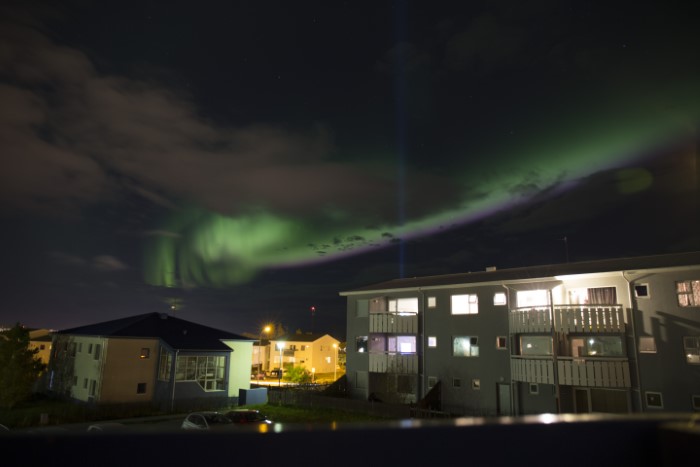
[263,333,341,377]
[48,312,254,411]
[340,251,700,415]
[28,328,54,367]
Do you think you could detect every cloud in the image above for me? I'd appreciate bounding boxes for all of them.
[92,255,128,272]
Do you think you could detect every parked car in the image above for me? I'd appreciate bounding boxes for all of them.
[225,409,272,425]
[251,371,266,380]
[268,369,283,378]
[181,411,234,431]
[87,422,128,433]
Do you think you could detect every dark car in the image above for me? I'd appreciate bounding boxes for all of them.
[225,409,272,425]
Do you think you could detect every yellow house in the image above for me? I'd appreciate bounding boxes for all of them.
[28,328,54,367]
[267,333,341,378]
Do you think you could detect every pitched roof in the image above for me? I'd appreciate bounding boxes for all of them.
[340,251,700,294]
[56,313,251,351]
[274,333,336,343]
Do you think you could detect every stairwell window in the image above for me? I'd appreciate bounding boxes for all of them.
[451,294,478,315]
[356,336,368,353]
[676,280,700,307]
[453,336,479,357]
[684,336,700,364]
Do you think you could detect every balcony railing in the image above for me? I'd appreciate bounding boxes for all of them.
[509,305,625,333]
[511,356,630,388]
[369,312,418,334]
[369,352,418,374]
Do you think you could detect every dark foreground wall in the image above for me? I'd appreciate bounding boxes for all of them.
[1,414,697,467]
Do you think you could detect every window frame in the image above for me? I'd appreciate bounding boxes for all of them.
[676,280,700,307]
[683,336,700,364]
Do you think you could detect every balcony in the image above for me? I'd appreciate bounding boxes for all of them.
[509,305,625,334]
[369,312,418,334]
[511,356,631,388]
[369,352,418,374]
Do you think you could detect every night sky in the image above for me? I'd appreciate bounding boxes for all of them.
[2,1,700,339]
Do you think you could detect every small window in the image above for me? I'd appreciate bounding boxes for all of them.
[40,344,46,350]
[427,296,436,308]
[356,336,368,353]
[639,337,657,353]
[428,336,437,348]
[529,383,539,395]
[692,395,700,411]
[140,348,150,359]
[683,336,700,364]
[494,292,507,306]
[427,377,437,388]
[94,344,101,360]
[496,336,507,349]
[88,343,93,354]
[645,391,663,409]
[73,376,77,386]
[83,378,88,389]
[137,383,147,394]
[634,284,649,298]
[453,378,462,388]
[472,379,481,390]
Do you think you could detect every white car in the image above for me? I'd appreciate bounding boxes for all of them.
[181,411,234,431]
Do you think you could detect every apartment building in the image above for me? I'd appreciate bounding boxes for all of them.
[266,333,341,377]
[340,252,700,415]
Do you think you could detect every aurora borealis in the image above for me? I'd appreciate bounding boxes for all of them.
[2,1,700,335]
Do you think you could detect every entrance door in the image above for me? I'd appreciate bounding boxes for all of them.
[497,383,512,416]
[574,388,629,413]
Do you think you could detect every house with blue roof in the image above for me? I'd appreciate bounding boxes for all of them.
[48,312,254,411]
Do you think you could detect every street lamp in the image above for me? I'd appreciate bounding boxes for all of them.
[258,325,271,376]
[332,342,338,381]
[276,342,284,387]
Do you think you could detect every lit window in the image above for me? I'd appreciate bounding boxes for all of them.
[140,348,150,359]
[451,294,478,315]
[683,336,700,364]
[388,297,419,314]
[137,383,147,394]
[520,336,552,356]
[428,336,437,348]
[496,336,507,349]
[571,336,624,357]
[494,292,507,306]
[453,336,479,357]
[676,280,700,307]
[356,336,368,353]
[472,379,481,390]
[427,296,437,308]
[639,336,657,353]
[516,290,549,308]
[175,356,226,391]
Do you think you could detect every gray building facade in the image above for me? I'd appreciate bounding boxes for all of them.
[340,252,700,416]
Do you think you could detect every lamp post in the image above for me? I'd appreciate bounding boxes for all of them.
[258,325,271,377]
[276,342,284,387]
[332,342,338,381]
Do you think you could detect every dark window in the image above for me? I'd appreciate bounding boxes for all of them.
[453,378,461,388]
[356,336,368,353]
[496,336,507,349]
[137,383,147,394]
[634,284,649,298]
[645,392,663,408]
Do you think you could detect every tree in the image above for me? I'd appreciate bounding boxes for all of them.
[283,365,312,384]
[0,324,46,408]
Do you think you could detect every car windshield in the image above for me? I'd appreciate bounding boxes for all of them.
[203,414,231,425]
